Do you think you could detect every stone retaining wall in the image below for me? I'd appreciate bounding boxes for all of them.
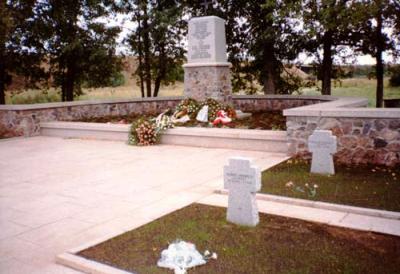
[0,95,330,138]
[232,95,331,112]
[2,95,399,167]
[0,97,182,137]
[284,98,400,167]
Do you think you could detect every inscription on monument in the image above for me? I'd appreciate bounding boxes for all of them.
[190,21,211,60]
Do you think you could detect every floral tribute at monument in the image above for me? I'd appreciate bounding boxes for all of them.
[127,13,238,146]
[128,97,237,146]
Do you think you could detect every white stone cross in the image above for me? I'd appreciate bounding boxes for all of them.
[224,157,261,227]
[308,130,337,175]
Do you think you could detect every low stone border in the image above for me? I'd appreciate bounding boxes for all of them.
[56,231,139,273]
[56,253,133,274]
[40,121,288,152]
[215,189,400,220]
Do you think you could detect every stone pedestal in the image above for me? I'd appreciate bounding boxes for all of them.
[183,16,232,102]
[184,64,231,102]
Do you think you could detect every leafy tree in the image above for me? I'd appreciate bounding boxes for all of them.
[188,0,304,95]
[353,0,399,107]
[35,0,122,101]
[302,0,360,95]
[124,0,186,98]
[0,0,46,105]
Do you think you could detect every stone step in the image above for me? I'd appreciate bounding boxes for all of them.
[40,122,288,153]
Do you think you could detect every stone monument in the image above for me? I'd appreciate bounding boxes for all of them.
[183,16,232,102]
[308,130,337,175]
[224,157,261,227]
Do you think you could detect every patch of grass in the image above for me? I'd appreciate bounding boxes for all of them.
[261,159,400,211]
[6,77,399,107]
[302,77,400,107]
[5,82,184,104]
[78,204,400,274]
[6,88,60,104]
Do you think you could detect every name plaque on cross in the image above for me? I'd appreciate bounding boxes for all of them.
[224,157,261,227]
[187,16,228,64]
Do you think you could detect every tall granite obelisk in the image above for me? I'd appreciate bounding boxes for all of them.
[183,16,232,102]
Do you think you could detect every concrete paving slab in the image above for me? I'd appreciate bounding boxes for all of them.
[199,194,400,236]
[0,136,288,273]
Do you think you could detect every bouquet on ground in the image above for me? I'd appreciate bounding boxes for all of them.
[128,118,159,146]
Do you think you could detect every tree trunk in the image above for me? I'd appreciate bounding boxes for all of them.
[64,63,75,102]
[321,31,333,95]
[142,2,152,97]
[138,56,145,98]
[262,43,276,94]
[0,59,5,105]
[153,45,166,97]
[375,9,384,108]
[61,82,67,102]
[136,13,145,98]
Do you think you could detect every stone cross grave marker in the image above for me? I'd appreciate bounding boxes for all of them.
[224,157,261,227]
[308,130,337,175]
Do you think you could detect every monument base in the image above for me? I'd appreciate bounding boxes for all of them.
[183,63,232,103]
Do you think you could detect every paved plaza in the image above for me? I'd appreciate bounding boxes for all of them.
[1,136,400,273]
[0,136,288,273]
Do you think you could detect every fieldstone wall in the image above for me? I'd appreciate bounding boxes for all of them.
[285,98,400,167]
[1,95,335,138]
[184,65,232,102]
[0,98,182,138]
[232,95,330,112]
[287,116,400,166]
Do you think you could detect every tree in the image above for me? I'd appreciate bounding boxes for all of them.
[302,0,359,95]
[354,0,399,107]
[125,0,186,98]
[188,0,304,95]
[0,0,46,105]
[36,0,122,102]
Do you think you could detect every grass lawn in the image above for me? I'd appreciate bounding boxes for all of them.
[4,82,184,104]
[5,77,399,107]
[302,77,400,107]
[261,159,400,212]
[78,204,400,274]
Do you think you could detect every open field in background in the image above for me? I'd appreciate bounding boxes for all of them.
[302,78,400,107]
[4,82,184,104]
[4,77,399,107]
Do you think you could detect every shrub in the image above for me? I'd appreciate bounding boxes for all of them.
[110,72,125,87]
